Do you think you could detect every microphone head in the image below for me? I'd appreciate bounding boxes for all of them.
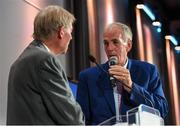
[88,54,96,63]
[108,56,118,66]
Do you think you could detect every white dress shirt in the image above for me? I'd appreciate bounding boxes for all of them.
[113,59,128,121]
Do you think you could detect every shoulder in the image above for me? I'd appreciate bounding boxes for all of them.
[129,59,157,72]
[25,41,62,70]
[79,63,107,77]
[38,53,62,72]
[29,40,60,65]
[80,66,100,76]
[130,59,155,68]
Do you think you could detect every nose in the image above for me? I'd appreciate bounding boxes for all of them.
[106,42,115,51]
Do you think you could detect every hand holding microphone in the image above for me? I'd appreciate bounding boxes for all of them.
[108,56,132,92]
[108,56,119,87]
[89,54,155,108]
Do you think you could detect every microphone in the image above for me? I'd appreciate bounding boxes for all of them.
[88,54,155,109]
[108,56,119,87]
[108,56,118,66]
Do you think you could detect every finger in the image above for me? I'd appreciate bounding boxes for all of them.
[110,65,124,71]
[113,75,126,81]
[109,71,128,77]
[109,66,129,74]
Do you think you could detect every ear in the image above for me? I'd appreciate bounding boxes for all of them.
[57,27,65,39]
[126,40,132,52]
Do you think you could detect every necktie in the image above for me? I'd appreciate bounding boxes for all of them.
[117,81,123,94]
[117,81,123,114]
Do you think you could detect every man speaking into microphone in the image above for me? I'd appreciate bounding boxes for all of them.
[76,22,168,125]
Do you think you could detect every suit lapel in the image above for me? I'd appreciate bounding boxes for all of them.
[96,63,116,115]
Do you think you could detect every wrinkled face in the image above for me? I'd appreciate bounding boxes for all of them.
[58,25,73,54]
[103,27,132,66]
[62,26,73,54]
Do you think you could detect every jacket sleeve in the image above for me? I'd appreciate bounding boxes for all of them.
[129,65,168,118]
[37,55,84,125]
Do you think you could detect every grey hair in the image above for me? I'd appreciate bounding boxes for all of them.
[104,22,133,43]
[33,5,75,40]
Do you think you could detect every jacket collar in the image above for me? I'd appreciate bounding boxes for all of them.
[30,40,48,52]
[96,62,115,115]
[95,59,132,115]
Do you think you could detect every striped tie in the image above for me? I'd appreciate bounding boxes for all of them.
[117,81,123,94]
[117,82,123,113]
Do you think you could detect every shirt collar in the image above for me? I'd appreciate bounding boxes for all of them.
[42,43,51,52]
[123,58,128,68]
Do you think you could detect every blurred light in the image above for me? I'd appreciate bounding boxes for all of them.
[152,21,162,27]
[106,0,114,24]
[143,5,155,21]
[165,35,178,46]
[144,24,153,63]
[166,40,180,125]
[136,8,145,60]
[157,27,161,33]
[136,4,144,9]
[175,46,180,51]
[87,0,100,63]
[136,4,155,21]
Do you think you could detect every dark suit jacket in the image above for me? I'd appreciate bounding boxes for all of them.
[76,59,168,125]
[7,40,84,125]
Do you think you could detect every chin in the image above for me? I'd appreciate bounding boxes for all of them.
[59,48,68,54]
[62,51,66,54]
[57,50,65,55]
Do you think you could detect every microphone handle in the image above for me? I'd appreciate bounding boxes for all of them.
[110,76,116,87]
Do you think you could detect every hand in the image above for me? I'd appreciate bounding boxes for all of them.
[108,65,132,92]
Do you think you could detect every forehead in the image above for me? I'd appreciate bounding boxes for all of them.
[103,27,123,40]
